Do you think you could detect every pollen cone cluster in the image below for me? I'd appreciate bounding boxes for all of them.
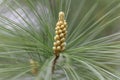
[53,11,67,56]
[30,59,38,75]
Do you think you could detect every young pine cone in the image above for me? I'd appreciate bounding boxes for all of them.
[53,11,67,57]
[30,59,38,75]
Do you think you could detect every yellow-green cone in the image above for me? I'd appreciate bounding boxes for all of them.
[53,11,67,57]
[30,59,38,75]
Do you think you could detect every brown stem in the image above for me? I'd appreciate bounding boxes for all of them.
[52,55,59,74]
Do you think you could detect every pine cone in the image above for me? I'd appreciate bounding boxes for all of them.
[53,11,67,56]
